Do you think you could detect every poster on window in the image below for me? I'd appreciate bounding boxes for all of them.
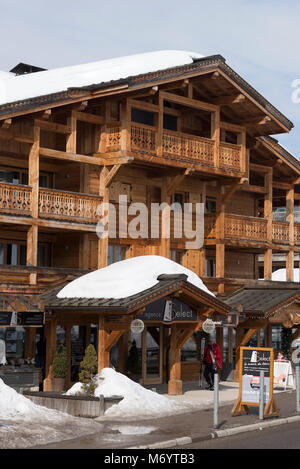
[240,347,274,405]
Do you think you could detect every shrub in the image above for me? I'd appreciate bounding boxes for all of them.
[79,344,98,395]
[52,344,68,379]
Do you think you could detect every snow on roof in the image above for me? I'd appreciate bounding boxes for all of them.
[0,50,204,106]
[271,268,300,282]
[57,255,213,299]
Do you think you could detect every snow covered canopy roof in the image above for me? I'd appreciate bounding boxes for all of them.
[42,256,231,315]
[0,50,293,132]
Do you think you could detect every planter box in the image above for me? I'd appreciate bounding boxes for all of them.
[23,391,123,418]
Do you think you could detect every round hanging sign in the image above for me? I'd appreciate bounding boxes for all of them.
[130,319,145,334]
[202,318,216,334]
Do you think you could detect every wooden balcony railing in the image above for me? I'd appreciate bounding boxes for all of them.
[38,188,102,224]
[225,214,267,242]
[0,183,32,216]
[106,124,243,172]
[272,221,289,244]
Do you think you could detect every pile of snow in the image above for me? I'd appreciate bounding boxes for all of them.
[0,378,102,448]
[271,269,300,282]
[66,368,186,418]
[0,378,58,420]
[0,50,203,106]
[58,255,213,299]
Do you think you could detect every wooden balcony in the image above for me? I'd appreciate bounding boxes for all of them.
[0,183,32,216]
[38,188,102,224]
[225,214,267,243]
[106,124,244,173]
[0,183,102,225]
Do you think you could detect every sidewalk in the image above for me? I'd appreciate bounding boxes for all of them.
[128,381,300,449]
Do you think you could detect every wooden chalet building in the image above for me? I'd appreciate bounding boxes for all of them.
[0,50,300,394]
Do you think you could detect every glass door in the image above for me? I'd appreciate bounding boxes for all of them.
[141,325,164,385]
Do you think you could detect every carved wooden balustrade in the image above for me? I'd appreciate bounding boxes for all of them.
[39,188,102,224]
[272,221,289,245]
[225,215,267,242]
[107,124,243,172]
[219,142,242,171]
[0,183,32,216]
[294,223,300,245]
[162,130,215,165]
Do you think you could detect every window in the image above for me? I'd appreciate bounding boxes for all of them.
[108,244,128,265]
[170,249,183,264]
[206,197,216,214]
[131,108,154,127]
[0,168,53,188]
[0,240,51,267]
[205,257,216,277]
[171,192,185,209]
[163,113,177,131]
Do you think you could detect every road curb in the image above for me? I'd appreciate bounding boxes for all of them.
[128,414,300,449]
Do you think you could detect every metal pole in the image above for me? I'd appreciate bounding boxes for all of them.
[259,370,264,420]
[296,365,300,414]
[213,372,219,429]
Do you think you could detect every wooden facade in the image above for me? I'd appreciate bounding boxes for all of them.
[0,52,299,393]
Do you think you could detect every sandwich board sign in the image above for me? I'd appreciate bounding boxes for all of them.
[232,347,278,418]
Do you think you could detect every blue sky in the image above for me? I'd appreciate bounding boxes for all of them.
[1,0,300,156]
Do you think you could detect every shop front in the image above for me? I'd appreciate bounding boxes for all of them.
[41,271,232,394]
[0,307,44,392]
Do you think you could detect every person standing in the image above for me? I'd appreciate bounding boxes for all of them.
[203,338,222,390]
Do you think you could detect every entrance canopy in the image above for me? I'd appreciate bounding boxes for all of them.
[41,256,232,395]
[224,283,300,328]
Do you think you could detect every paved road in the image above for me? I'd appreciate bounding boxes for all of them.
[178,420,300,449]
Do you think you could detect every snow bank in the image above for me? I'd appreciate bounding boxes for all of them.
[66,368,185,418]
[271,268,300,282]
[0,378,57,420]
[0,50,203,106]
[0,378,102,448]
[57,255,213,299]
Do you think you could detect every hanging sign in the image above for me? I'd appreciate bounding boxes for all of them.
[140,298,197,323]
[0,311,44,327]
[130,319,145,334]
[232,347,278,417]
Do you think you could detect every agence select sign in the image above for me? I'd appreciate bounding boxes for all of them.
[232,347,279,418]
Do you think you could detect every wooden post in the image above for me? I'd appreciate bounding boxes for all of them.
[211,108,220,168]
[44,318,57,391]
[98,315,109,372]
[264,169,273,280]
[98,166,109,268]
[216,187,225,293]
[65,324,71,389]
[286,185,295,282]
[27,125,40,285]
[168,324,182,394]
[160,177,171,258]
[25,328,36,359]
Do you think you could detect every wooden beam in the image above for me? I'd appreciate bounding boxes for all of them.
[211,94,245,106]
[166,168,195,196]
[73,110,105,125]
[39,147,105,165]
[160,90,219,112]
[104,164,122,187]
[34,119,72,134]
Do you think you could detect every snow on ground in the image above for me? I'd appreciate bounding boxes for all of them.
[271,268,300,282]
[58,255,213,299]
[66,368,194,419]
[0,378,102,449]
[0,50,203,106]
